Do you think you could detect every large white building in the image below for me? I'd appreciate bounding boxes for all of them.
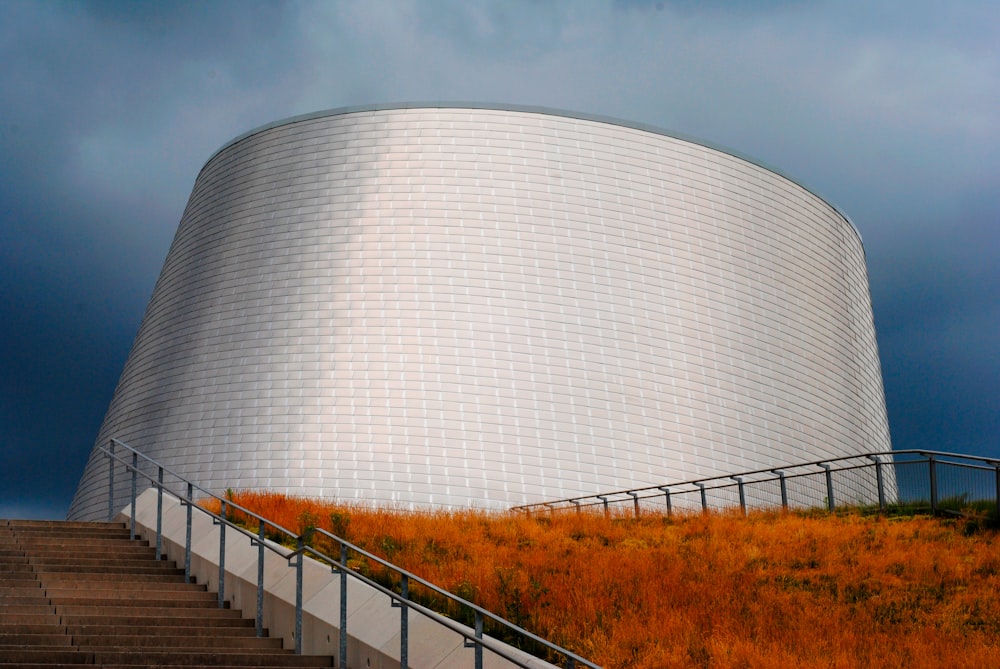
[69,105,891,521]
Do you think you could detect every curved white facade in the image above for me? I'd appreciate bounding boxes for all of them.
[69,105,891,521]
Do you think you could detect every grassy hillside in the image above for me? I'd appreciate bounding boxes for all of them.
[206,492,1000,668]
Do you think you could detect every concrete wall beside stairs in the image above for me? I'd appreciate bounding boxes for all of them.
[119,489,559,669]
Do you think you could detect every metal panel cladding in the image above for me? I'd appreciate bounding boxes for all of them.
[68,105,891,520]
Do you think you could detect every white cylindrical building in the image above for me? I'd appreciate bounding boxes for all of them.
[69,105,891,520]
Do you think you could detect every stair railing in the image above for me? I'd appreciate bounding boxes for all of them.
[512,449,1000,519]
[98,438,598,669]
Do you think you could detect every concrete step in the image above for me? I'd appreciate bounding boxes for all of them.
[91,651,334,667]
[9,520,130,531]
[12,530,134,542]
[66,623,259,637]
[0,623,65,635]
[0,519,333,668]
[55,601,228,620]
[0,632,74,646]
[33,563,186,575]
[14,536,143,546]
[0,665,92,669]
[0,604,55,615]
[16,539,156,559]
[14,543,153,556]
[5,520,123,530]
[16,538,147,550]
[0,562,35,572]
[55,599,224,614]
[57,604,242,618]
[5,666,322,669]
[46,580,206,592]
[96,665,334,669]
[28,553,168,567]
[0,648,93,664]
[0,575,43,595]
[62,614,254,628]
[0,613,60,626]
[41,571,189,584]
[0,595,51,606]
[47,589,217,602]
[74,635,285,650]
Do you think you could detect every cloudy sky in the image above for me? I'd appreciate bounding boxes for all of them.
[1,0,997,518]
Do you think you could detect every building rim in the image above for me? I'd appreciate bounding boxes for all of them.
[202,101,863,245]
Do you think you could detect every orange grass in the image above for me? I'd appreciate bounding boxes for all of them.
[204,491,1000,668]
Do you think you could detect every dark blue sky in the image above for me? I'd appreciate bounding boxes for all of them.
[1,1,997,518]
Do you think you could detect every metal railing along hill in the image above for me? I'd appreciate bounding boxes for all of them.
[99,440,999,669]
[511,450,1000,519]
[99,438,599,669]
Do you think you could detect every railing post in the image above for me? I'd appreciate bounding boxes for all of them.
[731,477,746,515]
[218,500,227,609]
[130,451,138,540]
[868,456,886,511]
[399,574,409,669]
[107,439,115,522]
[184,482,193,584]
[772,470,788,509]
[696,482,707,512]
[927,454,938,514]
[474,610,484,669]
[994,463,1000,521]
[596,496,609,517]
[819,463,834,511]
[658,486,672,516]
[295,535,303,655]
[571,500,581,515]
[627,492,640,518]
[155,466,163,560]
[339,542,348,668]
[256,521,265,638]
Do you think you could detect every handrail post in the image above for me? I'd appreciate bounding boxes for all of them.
[658,486,672,516]
[130,451,138,540]
[627,492,640,518]
[155,466,164,560]
[570,500,581,515]
[256,521,265,638]
[339,542,348,669]
[474,610,484,669]
[695,482,707,512]
[994,462,1000,521]
[399,574,409,669]
[295,535,304,655]
[107,439,115,522]
[731,477,746,515]
[927,454,938,514]
[184,482,193,584]
[772,470,788,509]
[868,456,886,511]
[596,495,609,517]
[218,500,227,609]
[819,463,834,511]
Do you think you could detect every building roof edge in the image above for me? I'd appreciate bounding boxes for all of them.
[200,102,863,245]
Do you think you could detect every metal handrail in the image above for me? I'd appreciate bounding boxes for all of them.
[512,449,1000,517]
[99,438,599,669]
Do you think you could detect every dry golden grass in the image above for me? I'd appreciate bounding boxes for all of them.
[205,491,1000,668]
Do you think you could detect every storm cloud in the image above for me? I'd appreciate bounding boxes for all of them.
[1,0,997,517]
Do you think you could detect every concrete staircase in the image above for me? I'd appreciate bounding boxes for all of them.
[0,519,333,668]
